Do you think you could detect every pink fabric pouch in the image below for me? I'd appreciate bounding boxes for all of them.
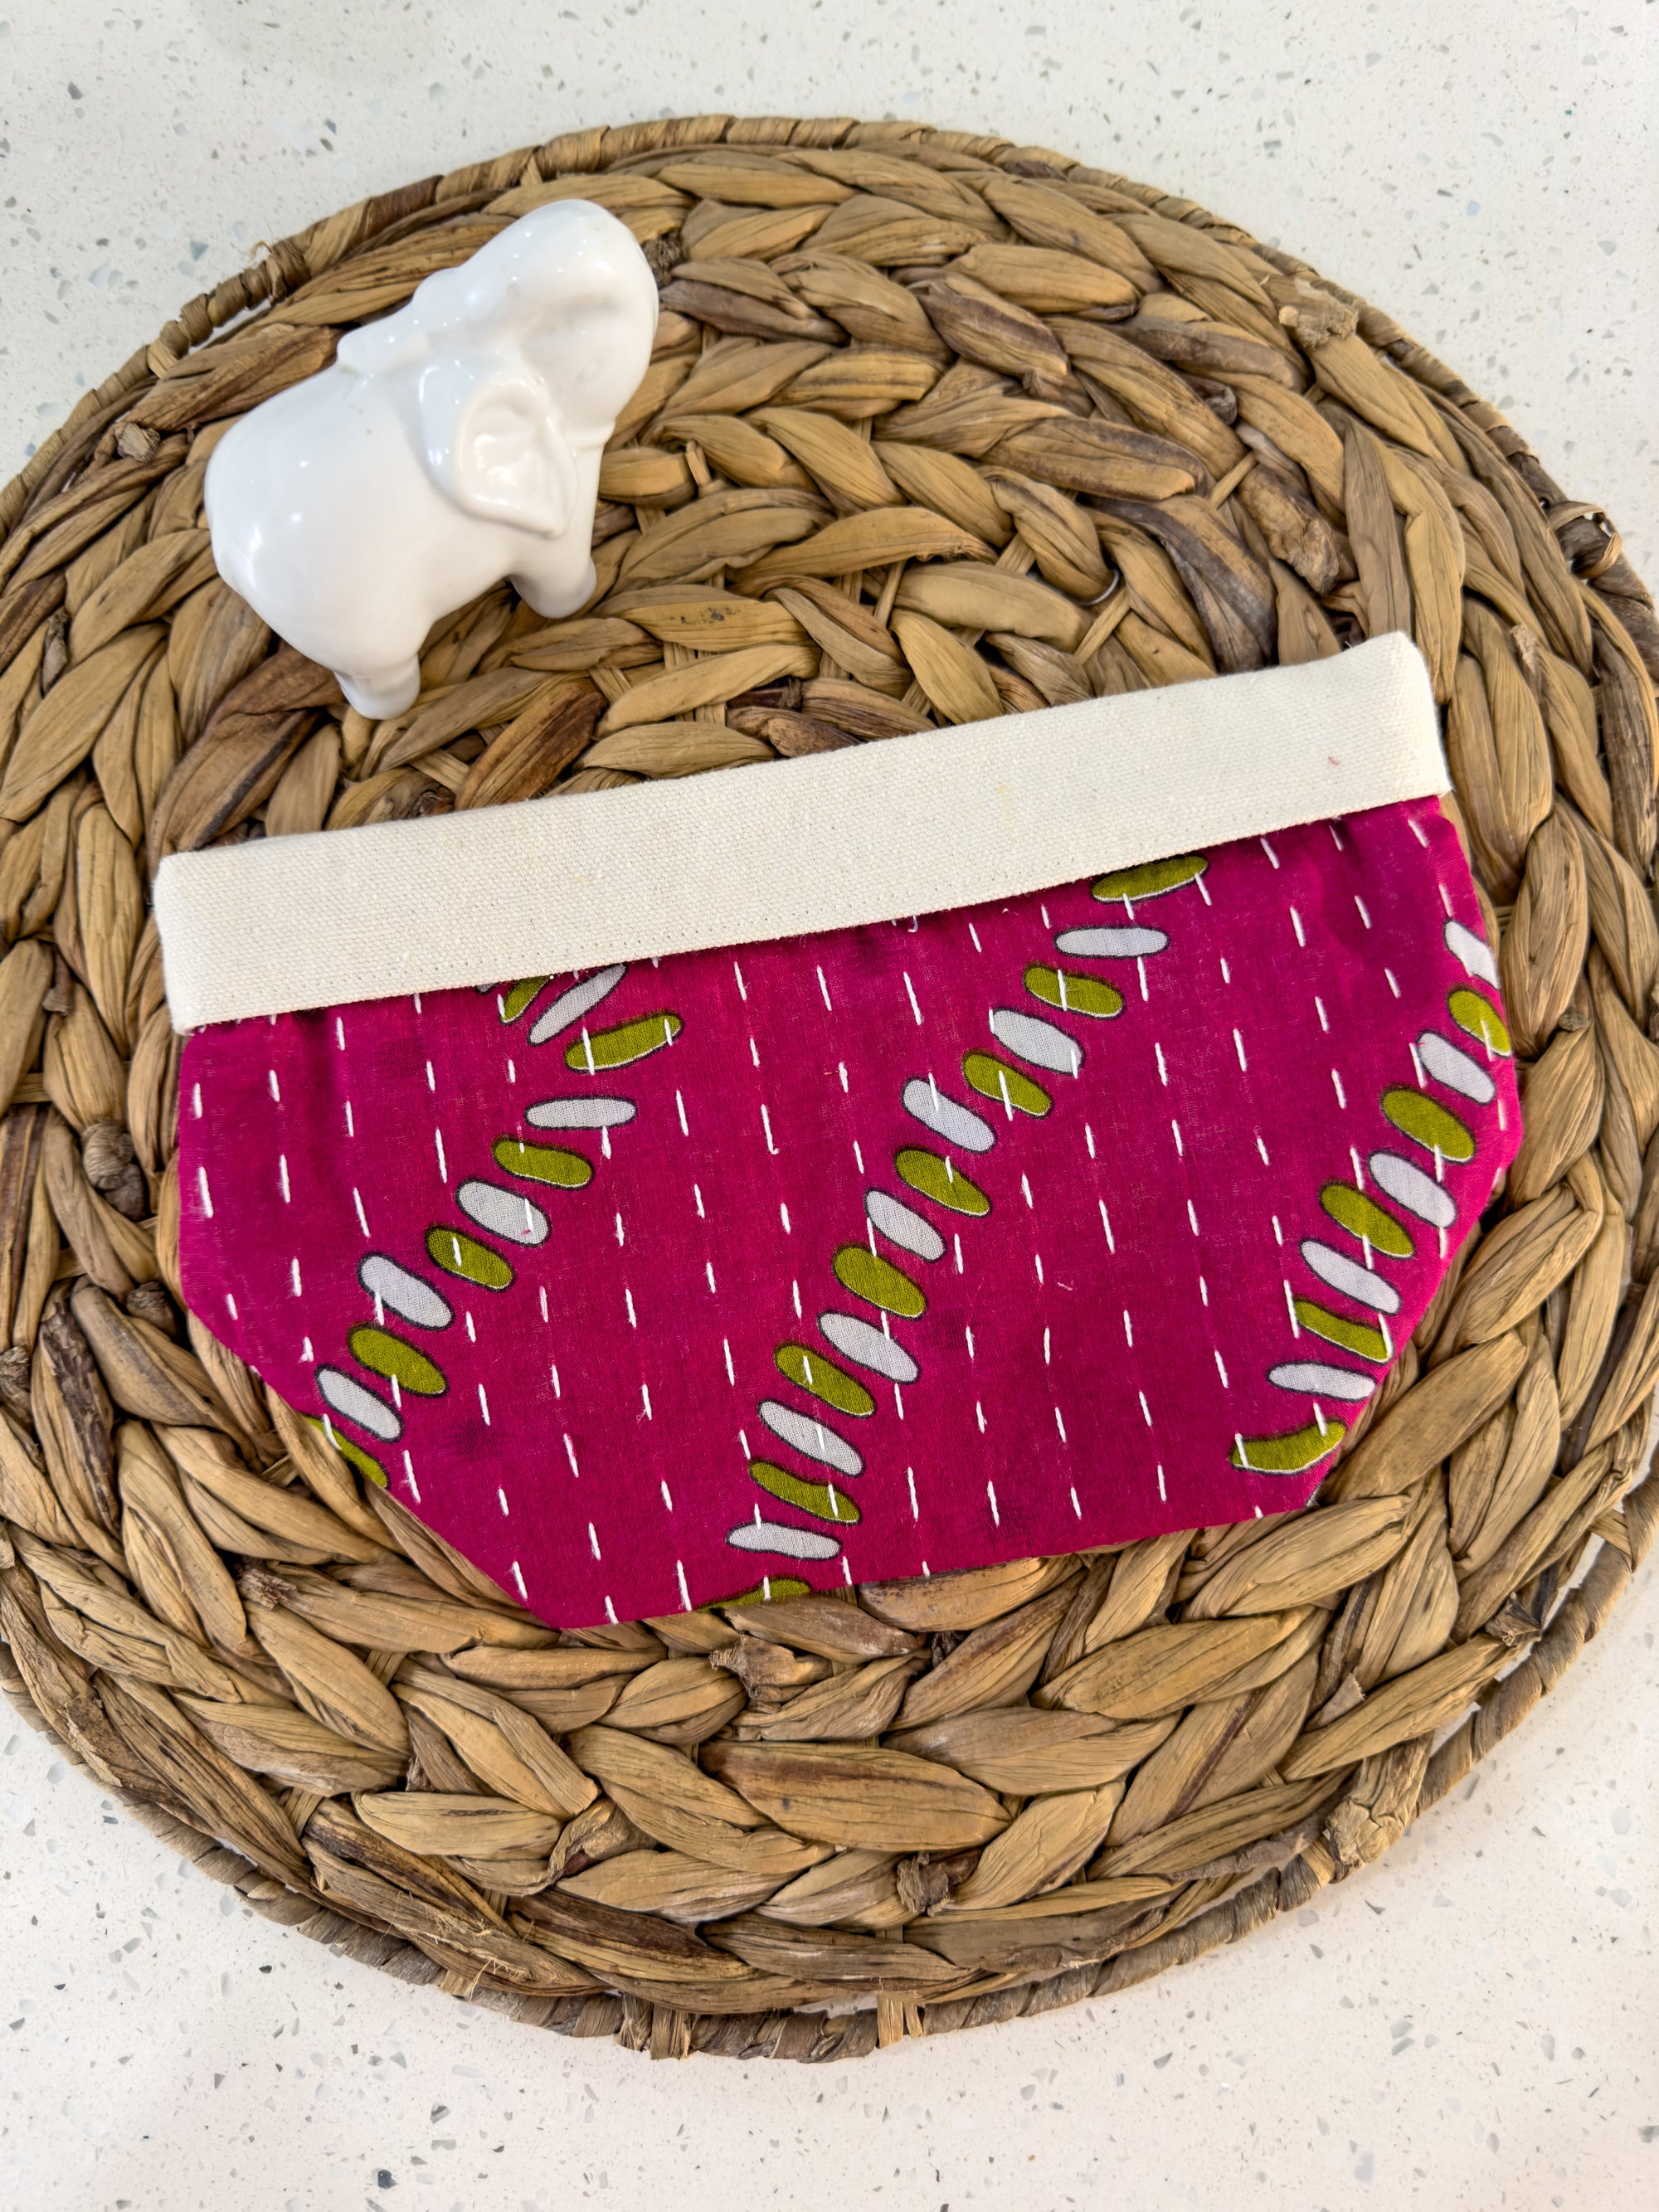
[158,644,1520,1628]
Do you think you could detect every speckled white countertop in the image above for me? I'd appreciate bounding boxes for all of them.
[1,3,1656,2205]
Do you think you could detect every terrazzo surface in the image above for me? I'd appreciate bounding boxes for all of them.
[0,2,1655,2205]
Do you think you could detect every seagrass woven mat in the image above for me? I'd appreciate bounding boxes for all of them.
[0,113,1655,2066]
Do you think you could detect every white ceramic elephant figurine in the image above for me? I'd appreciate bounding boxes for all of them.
[204,199,659,717]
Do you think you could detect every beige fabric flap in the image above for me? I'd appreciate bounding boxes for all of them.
[155,634,1444,1030]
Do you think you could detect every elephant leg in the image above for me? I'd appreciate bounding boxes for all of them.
[509,551,596,621]
[335,656,421,718]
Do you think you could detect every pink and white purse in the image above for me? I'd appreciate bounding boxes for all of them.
[156,635,1519,1630]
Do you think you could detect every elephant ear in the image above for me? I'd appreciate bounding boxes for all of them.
[420,362,581,538]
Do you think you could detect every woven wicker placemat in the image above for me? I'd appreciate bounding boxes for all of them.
[0,114,1655,2066]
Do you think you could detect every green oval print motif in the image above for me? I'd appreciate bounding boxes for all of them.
[493,1137,593,1189]
[962,1050,1051,1116]
[1447,987,1511,1057]
[1024,964,1124,1019]
[1382,1087,1475,1163]
[833,1244,927,1319]
[426,1225,514,1290]
[1092,854,1207,902]
[722,1575,812,1608]
[1229,1414,1348,1473]
[499,976,547,1022]
[895,1146,990,1218]
[1320,1182,1414,1259]
[348,1325,447,1397]
[774,1343,876,1417]
[564,1012,683,1072]
[1293,1297,1392,1364]
[749,1459,862,1526]
[307,1415,388,1488]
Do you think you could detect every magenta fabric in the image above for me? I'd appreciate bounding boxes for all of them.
[177,797,1519,1628]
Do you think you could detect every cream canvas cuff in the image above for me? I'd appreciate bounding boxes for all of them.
[154,632,1446,1031]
